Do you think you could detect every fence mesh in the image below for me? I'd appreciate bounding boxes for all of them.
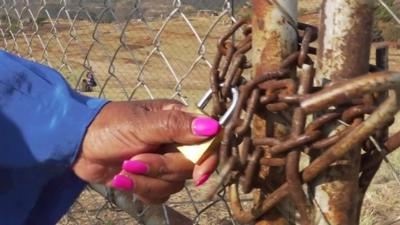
[0,0,248,104]
[0,0,399,225]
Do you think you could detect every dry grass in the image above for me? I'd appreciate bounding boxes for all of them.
[8,16,234,103]
[360,118,400,225]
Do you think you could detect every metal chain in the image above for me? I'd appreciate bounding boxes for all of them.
[204,18,400,225]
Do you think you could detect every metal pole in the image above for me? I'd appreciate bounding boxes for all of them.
[312,1,375,224]
[252,0,297,224]
[316,0,375,82]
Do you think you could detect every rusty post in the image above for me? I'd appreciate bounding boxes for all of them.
[316,0,375,82]
[252,0,297,224]
[312,1,375,224]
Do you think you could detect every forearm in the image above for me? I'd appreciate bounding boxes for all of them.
[0,50,108,225]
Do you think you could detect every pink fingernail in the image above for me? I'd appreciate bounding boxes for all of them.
[195,173,211,187]
[112,175,133,191]
[192,117,220,137]
[123,160,149,174]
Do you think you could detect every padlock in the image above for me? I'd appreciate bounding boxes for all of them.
[177,85,239,164]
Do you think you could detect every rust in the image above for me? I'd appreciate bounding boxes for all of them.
[231,67,245,87]
[222,54,246,98]
[236,89,260,135]
[298,26,314,66]
[277,93,301,104]
[242,147,264,193]
[253,137,281,146]
[259,157,286,167]
[285,66,313,225]
[266,102,289,112]
[317,0,374,81]
[314,3,380,218]
[310,126,354,150]
[252,1,298,223]
[210,50,223,116]
[280,51,301,69]
[259,79,296,92]
[302,90,398,188]
[298,22,318,42]
[286,108,311,225]
[258,79,297,112]
[341,105,375,123]
[301,71,400,114]
[202,17,400,225]
[384,130,400,152]
[229,183,255,223]
[249,90,400,224]
[239,137,252,166]
[218,18,248,53]
[219,45,237,81]
[268,131,321,155]
[309,119,362,150]
[306,112,341,133]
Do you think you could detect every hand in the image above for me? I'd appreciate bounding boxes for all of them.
[72,100,220,204]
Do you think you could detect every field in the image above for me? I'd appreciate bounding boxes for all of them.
[1,2,400,224]
[8,14,234,103]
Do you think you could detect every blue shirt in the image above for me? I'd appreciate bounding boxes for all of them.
[0,51,108,225]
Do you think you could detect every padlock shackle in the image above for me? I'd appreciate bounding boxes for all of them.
[196,84,239,125]
[219,87,239,125]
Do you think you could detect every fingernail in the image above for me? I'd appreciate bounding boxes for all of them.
[192,117,220,137]
[195,173,211,187]
[112,175,134,191]
[123,160,149,174]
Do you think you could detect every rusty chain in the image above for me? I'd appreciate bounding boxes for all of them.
[206,18,400,224]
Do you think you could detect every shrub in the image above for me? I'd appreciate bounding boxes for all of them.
[375,0,395,22]
[0,15,20,37]
[373,0,400,41]
[36,16,47,26]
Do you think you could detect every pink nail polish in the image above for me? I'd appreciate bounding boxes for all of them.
[112,175,134,191]
[123,160,149,174]
[192,117,220,137]
[196,173,211,187]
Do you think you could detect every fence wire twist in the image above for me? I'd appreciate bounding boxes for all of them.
[0,0,399,225]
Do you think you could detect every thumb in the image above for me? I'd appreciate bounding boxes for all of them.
[134,110,221,145]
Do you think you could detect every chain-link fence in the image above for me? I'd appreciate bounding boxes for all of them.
[0,1,254,224]
[1,0,399,225]
[0,0,249,104]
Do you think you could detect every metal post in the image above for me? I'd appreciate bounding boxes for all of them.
[252,0,297,224]
[316,0,375,82]
[312,1,375,225]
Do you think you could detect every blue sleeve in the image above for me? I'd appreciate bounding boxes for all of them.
[0,50,109,225]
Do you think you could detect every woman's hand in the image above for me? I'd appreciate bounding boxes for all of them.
[72,100,220,204]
